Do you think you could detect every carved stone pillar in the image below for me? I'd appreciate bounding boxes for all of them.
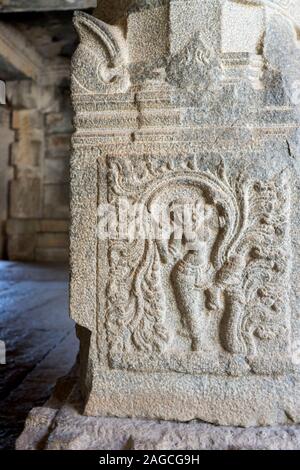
[71,1,300,426]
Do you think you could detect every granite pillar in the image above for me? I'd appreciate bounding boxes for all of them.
[70,1,300,426]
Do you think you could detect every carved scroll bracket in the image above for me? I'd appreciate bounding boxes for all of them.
[72,11,130,95]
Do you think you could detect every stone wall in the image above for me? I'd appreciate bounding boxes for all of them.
[0,6,94,261]
[6,78,71,261]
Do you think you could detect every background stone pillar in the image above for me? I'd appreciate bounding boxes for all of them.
[0,1,97,262]
[0,106,14,258]
[71,1,300,426]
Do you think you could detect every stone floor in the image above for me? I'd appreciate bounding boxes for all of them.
[0,261,78,450]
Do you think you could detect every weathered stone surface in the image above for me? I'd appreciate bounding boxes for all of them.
[0,79,5,104]
[45,111,73,135]
[16,373,300,450]
[6,81,60,113]
[45,158,69,184]
[7,234,36,261]
[10,178,42,219]
[35,248,69,263]
[11,108,44,209]
[12,109,43,131]
[70,1,300,426]
[9,107,44,223]
[6,219,69,234]
[46,134,71,159]
[0,108,14,258]
[11,138,43,169]
[6,219,69,261]
[6,219,39,235]
[44,184,69,219]
[39,219,69,233]
[37,233,69,249]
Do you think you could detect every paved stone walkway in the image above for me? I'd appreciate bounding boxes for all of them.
[0,262,78,449]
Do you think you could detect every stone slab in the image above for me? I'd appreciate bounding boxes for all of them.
[15,373,300,450]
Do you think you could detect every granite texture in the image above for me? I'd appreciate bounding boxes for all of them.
[16,372,300,450]
[70,1,300,426]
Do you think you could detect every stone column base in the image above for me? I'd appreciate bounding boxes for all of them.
[16,371,300,450]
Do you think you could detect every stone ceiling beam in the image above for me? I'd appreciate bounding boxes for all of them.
[0,22,43,81]
[0,0,97,12]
